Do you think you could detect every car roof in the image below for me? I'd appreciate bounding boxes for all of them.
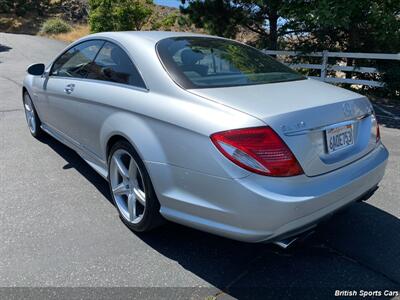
[63,31,229,94]
[87,31,220,44]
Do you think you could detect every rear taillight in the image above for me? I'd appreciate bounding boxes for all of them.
[372,113,381,143]
[376,121,381,143]
[210,126,303,177]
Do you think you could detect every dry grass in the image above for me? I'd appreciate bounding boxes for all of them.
[0,12,89,43]
[46,24,90,43]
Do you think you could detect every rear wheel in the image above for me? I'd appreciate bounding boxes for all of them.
[23,92,43,138]
[108,140,164,232]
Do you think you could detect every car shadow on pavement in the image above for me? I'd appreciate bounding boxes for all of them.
[37,134,113,206]
[38,134,400,299]
[134,203,400,298]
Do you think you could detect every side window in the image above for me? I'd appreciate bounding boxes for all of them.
[51,40,104,78]
[86,42,146,88]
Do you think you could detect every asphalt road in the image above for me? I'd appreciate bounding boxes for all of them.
[1,33,399,299]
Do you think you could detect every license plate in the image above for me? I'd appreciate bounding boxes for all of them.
[326,124,354,153]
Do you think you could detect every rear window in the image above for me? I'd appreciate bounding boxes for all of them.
[156,37,305,89]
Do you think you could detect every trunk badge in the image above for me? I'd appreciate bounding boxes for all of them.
[281,121,306,133]
[342,103,354,117]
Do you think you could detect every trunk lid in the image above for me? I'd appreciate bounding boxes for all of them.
[191,79,378,176]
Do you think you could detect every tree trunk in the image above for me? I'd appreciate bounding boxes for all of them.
[269,12,278,50]
[346,24,359,79]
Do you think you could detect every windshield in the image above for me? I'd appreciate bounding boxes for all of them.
[156,37,305,89]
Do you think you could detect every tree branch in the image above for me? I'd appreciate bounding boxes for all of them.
[243,23,267,35]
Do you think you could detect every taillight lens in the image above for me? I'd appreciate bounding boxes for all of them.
[376,121,381,143]
[210,126,304,177]
[372,113,381,143]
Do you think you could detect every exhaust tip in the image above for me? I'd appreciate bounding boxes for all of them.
[273,230,315,249]
[273,237,299,249]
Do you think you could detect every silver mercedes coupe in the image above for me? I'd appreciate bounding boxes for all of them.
[22,31,388,246]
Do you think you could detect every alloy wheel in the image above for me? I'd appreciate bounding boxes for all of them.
[110,149,146,224]
[23,94,36,134]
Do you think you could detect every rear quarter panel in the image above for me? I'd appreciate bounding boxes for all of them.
[95,86,263,179]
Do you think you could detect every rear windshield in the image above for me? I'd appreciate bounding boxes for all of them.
[156,37,305,89]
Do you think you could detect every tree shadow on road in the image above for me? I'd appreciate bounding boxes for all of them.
[376,115,400,130]
[38,133,400,299]
[0,44,12,52]
[0,44,12,64]
[373,103,400,130]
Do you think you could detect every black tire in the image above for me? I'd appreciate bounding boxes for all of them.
[23,91,44,139]
[108,140,164,232]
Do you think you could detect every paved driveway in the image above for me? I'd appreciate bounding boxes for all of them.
[0,33,399,299]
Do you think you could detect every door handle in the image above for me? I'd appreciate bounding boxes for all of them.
[64,83,75,94]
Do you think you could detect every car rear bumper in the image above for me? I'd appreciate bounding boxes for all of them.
[146,143,388,243]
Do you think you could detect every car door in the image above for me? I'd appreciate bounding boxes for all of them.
[71,41,147,161]
[44,40,104,141]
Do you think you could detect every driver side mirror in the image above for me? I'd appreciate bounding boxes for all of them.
[27,63,45,76]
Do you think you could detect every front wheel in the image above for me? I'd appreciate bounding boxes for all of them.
[108,140,164,232]
[23,92,43,138]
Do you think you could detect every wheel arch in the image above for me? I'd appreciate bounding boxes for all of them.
[22,86,33,106]
[100,112,168,166]
[22,86,41,119]
[22,86,28,98]
[106,134,135,160]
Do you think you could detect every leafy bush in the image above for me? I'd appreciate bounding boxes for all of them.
[40,18,72,35]
[161,12,178,28]
[377,62,400,100]
[89,0,153,33]
[88,0,114,32]
[0,0,12,13]
[113,1,153,31]
[150,12,179,31]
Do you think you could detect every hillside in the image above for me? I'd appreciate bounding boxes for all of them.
[0,1,196,40]
[0,1,257,43]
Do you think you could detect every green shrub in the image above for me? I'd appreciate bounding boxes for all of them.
[377,62,400,100]
[88,0,153,33]
[0,0,12,13]
[150,12,178,31]
[88,0,113,32]
[113,1,153,31]
[40,18,72,35]
[160,12,178,28]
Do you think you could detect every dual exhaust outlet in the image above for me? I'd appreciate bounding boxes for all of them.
[273,185,379,249]
[272,230,315,249]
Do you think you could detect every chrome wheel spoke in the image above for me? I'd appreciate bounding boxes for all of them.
[110,149,146,224]
[127,193,136,222]
[112,183,129,195]
[113,156,129,179]
[128,158,137,182]
[133,187,146,206]
[24,96,36,133]
[30,116,35,129]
